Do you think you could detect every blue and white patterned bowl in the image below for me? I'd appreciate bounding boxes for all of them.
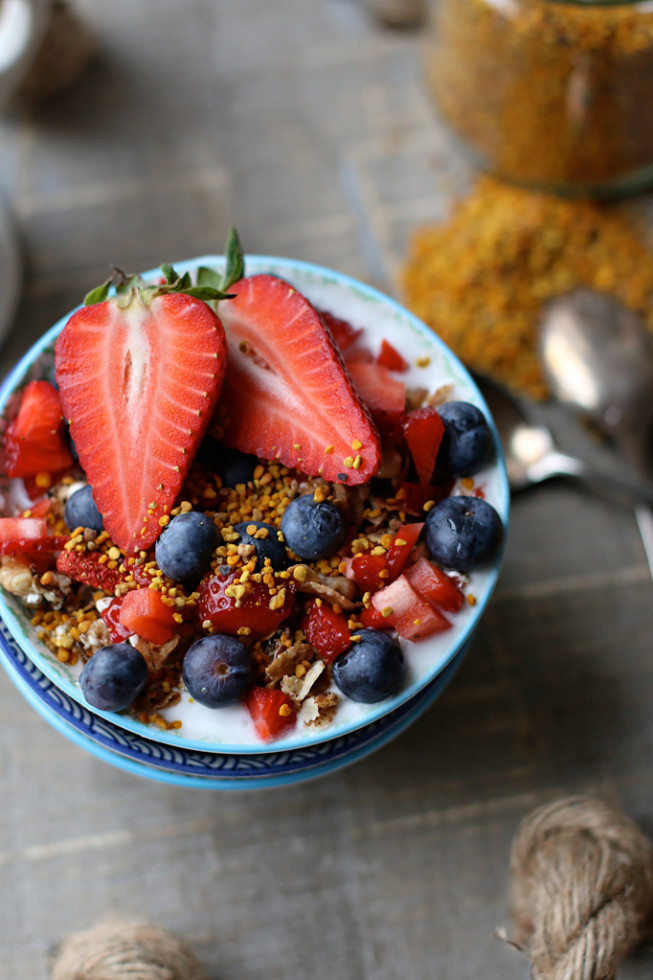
[0,622,468,788]
[0,255,509,758]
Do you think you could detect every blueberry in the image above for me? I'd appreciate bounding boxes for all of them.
[436,401,493,478]
[199,439,258,488]
[182,634,252,708]
[155,511,218,586]
[232,521,288,570]
[332,630,405,703]
[280,494,347,561]
[64,485,104,532]
[425,495,503,572]
[80,643,148,712]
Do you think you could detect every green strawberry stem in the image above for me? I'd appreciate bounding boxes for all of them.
[83,226,246,307]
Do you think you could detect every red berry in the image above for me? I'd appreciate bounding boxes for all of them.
[197,569,295,640]
[377,339,408,372]
[119,588,177,645]
[55,289,227,553]
[370,574,451,640]
[215,275,381,485]
[401,407,445,486]
[244,686,297,742]
[56,549,124,592]
[101,596,134,643]
[319,309,363,352]
[404,558,464,613]
[4,381,74,478]
[302,600,351,663]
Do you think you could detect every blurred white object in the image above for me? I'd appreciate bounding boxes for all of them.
[0,0,51,109]
[0,197,21,348]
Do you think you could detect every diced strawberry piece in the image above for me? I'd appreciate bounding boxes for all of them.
[55,290,227,553]
[0,518,66,557]
[396,480,454,516]
[377,339,408,372]
[350,551,388,592]
[118,588,177,645]
[22,468,71,501]
[405,558,464,613]
[359,604,392,630]
[302,600,351,663]
[101,596,135,642]
[371,574,451,640]
[318,309,363,352]
[343,347,374,365]
[402,407,445,486]
[197,569,295,640]
[347,361,406,448]
[24,498,52,519]
[4,381,74,478]
[56,549,124,593]
[347,360,406,415]
[385,523,424,578]
[215,275,381,485]
[244,686,297,742]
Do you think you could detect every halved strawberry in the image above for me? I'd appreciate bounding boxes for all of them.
[55,282,227,553]
[214,275,381,485]
[401,407,445,485]
[4,381,74,478]
[119,588,177,645]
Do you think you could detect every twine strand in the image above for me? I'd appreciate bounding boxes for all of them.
[509,796,653,980]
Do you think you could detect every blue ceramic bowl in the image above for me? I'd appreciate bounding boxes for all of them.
[0,255,509,759]
[0,621,468,789]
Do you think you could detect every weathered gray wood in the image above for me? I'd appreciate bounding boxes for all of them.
[2,2,653,978]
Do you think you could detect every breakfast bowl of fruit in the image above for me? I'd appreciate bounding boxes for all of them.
[0,234,509,787]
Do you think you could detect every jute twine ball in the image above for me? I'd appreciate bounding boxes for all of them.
[509,796,653,980]
[50,920,209,980]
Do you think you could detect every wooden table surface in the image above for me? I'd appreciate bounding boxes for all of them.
[2,2,653,977]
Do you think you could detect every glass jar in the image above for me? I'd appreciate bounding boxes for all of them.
[426,0,653,197]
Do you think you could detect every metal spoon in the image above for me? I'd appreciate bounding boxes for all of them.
[539,288,653,574]
[476,374,653,508]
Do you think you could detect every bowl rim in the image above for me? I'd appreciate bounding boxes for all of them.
[1,628,467,790]
[0,254,510,753]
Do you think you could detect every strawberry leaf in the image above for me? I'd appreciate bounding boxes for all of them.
[184,285,236,301]
[160,263,178,285]
[223,227,245,291]
[197,266,224,290]
[84,279,112,306]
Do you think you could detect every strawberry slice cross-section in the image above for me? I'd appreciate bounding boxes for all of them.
[55,289,227,553]
[214,275,381,485]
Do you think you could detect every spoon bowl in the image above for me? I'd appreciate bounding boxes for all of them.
[475,373,653,507]
[539,289,653,477]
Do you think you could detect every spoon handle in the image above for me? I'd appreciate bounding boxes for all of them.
[529,451,653,509]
